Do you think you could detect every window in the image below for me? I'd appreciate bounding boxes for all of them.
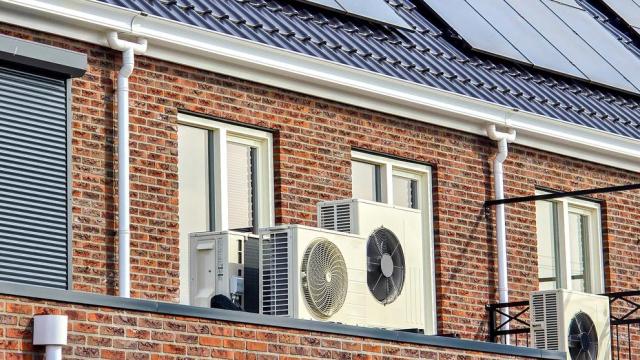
[393,172,419,209]
[178,114,274,304]
[351,151,425,210]
[351,160,381,201]
[227,141,258,231]
[535,195,603,293]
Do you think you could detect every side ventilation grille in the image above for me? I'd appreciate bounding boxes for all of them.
[531,292,559,351]
[260,231,290,316]
[531,293,546,349]
[544,292,559,350]
[319,203,352,233]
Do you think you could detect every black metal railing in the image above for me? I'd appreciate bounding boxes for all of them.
[487,290,640,359]
[486,300,531,347]
[607,290,640,360]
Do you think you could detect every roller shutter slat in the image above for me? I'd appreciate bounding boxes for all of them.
[0,66,68,289]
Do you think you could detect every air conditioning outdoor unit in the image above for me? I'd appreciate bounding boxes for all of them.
[258,225,368,326]
[530,289,611,360]
[317,198,426,331]
[189,231,259,312]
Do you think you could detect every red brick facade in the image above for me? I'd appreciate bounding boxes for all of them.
[0,295,537,360]
[0,18,639,356]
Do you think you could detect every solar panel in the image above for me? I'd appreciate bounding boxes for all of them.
[600,0,640,33]
[297,0,344,12]
[295,0,410,29]
[505,0,633,90]
[421,0,640,94]
[336,0,410,29]
[466,0,583,79]
[422,0,529,63]
[545,0,640,92]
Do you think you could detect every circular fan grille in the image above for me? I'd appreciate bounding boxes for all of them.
[367,227,405,305]
[568,311,599,360]
[301,239,348,319]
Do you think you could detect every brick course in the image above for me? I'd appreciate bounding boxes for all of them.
[0,18,639,349]
[0,295,540,360]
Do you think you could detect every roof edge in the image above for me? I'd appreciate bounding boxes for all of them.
[0,0,639,172]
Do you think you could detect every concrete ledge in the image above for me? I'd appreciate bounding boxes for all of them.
[0,281,564,359]
[0,33,86,77]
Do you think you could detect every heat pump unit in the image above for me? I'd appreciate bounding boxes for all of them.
[530,289,611,360]
[317,198,426,331]
[189,231,259,312]
[259,225,367,326]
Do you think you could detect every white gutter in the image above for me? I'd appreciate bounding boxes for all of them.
[486,124,516,344]
[106,31,147,298]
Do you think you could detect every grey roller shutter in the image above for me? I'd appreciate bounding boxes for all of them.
[0,65,69,289]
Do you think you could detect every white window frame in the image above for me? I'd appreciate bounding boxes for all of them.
[178,113,275,231]
[351,150,437,334]
[351,151,429,209]
[535,191,604,294]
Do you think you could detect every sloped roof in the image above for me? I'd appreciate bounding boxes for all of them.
[99,0,640,140]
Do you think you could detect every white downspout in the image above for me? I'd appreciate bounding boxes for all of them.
[485,124,516,343]
[107,32,147,298]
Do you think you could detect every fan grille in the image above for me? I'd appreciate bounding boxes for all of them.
[301,239,348,319]
[367,227,405,305]
[568,311,598,360]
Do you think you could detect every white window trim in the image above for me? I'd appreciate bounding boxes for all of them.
[536,191,604,294]
[351,150,438,334]
[178,113,275,231]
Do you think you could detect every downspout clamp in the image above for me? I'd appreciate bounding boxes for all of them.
[107,32,147,298]
[485,124,516,343]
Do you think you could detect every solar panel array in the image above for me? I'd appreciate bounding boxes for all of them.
[601,0,640,34]
[297,0,410,28]
[422,0,640,94]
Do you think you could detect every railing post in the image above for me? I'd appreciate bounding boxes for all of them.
[486,304,497,343]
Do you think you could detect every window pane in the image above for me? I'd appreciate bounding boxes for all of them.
[536,201,560,290]
[352,160,380,201]
[393,175,418,209]
[227,142,255,230]
[568,212,590,292]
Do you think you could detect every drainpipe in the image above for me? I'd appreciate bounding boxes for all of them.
[485,124,516,343]
[107,32,147,298]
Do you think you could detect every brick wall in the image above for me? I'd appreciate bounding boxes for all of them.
[0,294,545,360]
[0,22,639,344]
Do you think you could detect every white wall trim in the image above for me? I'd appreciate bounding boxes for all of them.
[2,0,639,172]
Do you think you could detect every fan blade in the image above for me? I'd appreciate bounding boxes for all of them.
[389,276,397,295]
[391,242,400,256]
[371,273,383,292]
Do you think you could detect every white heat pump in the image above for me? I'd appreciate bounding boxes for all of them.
[189,231,259,312]
[530,289,611,360]
[259,225,368,326]
[317,198,426,331]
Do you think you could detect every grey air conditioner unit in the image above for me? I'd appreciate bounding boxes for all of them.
[258,225,367,326]
[530,289,611,360]
[189,231,259,312]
